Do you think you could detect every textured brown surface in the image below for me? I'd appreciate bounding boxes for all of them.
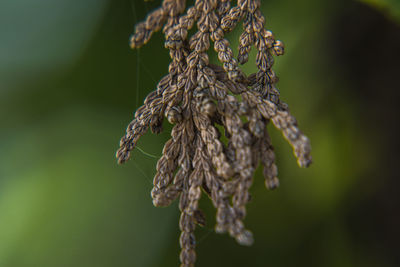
[116,1,311,266]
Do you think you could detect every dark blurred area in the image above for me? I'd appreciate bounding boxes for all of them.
[0,0,399,266]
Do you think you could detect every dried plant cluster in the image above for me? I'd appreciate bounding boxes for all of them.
[117,0,312,266]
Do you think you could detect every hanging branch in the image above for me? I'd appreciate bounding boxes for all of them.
[117,1,312,266]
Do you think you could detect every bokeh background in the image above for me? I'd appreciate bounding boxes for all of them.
[1,0,399,266]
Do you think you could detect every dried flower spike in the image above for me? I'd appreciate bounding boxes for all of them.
[117,1,312,266]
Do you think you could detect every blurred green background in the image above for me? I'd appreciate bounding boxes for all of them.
[1,0,399,266]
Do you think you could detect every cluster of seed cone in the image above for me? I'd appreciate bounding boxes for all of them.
[116,0,312,266]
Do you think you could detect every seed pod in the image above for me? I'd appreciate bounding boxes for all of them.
[166,106,183,124]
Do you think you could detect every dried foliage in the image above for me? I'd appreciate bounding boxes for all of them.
[117,0,312,266]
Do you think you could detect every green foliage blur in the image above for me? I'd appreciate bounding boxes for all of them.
[360,0,400,22]
[1,0,399,266]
